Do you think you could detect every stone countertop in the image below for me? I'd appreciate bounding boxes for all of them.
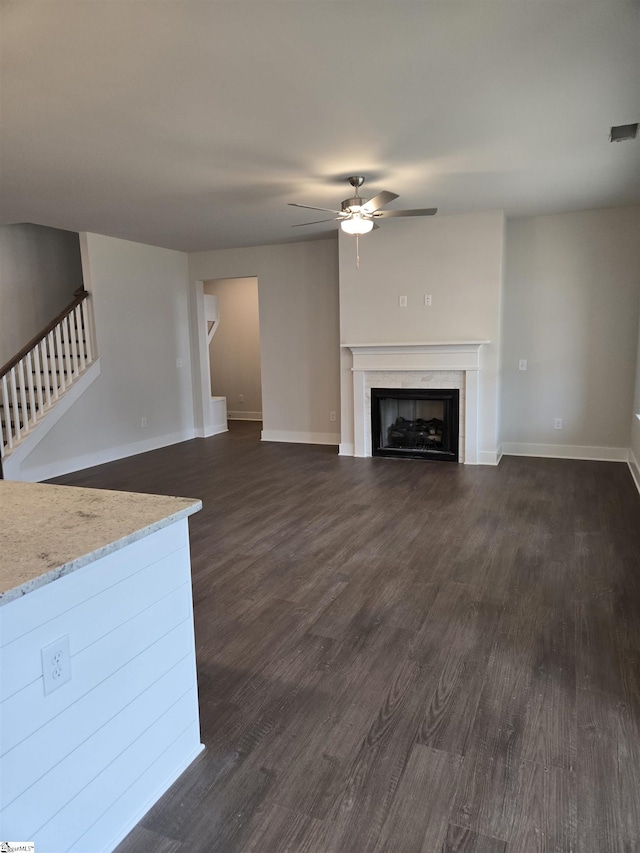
[0,481,202,607]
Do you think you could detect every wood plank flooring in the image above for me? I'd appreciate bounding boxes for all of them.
[52,421,640,853]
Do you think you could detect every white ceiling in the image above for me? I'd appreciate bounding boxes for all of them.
[1,1,639,252]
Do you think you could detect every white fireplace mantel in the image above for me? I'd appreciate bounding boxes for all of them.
[343,341,490,463]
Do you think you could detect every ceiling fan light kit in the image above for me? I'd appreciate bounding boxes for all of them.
[341,215,374,235]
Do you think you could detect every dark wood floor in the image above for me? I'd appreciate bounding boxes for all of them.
[53,422,640,853]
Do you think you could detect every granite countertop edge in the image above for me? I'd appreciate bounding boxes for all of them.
[0,500,202,608]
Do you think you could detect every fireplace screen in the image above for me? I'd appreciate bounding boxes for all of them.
[371,388,459,462]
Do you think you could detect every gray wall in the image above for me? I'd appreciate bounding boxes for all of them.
[501,206,640,454]
[20,233,195,477]
[189,237,340,444]
[0,223,83,366]
[204,277,262,419]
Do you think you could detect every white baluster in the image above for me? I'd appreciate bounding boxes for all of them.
[41,339,51,409]
[55,323,65,391]
[61,316,72,386]
[33,344,44,415]
[48,331,59,400]
[69,312,79,378]
[75,305,86,371]
[81,298,93,363]
[2,374,13,450]
[10,365,21,441]
[17,359,29,436]
[26,351,37,427]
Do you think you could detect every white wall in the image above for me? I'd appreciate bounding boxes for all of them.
[203,277,262,419]
[0,223,84,366]
[189,238,341,445]
[501,206,640,459]
[17,233,195,479]
[338,212,505,460]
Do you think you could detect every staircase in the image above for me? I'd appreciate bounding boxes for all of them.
[0,288,97,475]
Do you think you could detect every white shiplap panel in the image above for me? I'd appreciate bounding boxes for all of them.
[3,661,197,839]
[0,520,188,646]
[69,721,203,853]
[1,594,193,755]
[2,594,194,805]
[1,545,190,699]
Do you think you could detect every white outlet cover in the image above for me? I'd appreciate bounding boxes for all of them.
[399,295,408,307]
[424,294,432,306]
[42,634,71,695]
[519,359,527,371]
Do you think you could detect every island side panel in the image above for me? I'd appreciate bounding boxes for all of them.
[0,517,204,852]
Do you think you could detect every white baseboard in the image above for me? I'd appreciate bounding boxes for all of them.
[476,449,502,466]
[194,425,228,438]
[228,411,262,421]
[261,429,340,446]
[339,442,355,456]
[13,428,198,482]
[501,442,629,463]
[628,449,640,495]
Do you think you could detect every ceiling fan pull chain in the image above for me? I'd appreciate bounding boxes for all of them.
[356,233,360,270]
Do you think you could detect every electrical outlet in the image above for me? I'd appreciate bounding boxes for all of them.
[399,295,408,308]
[519,359,527,371]
[176,358,183,368]
[41,635,71,695]
[141,417,147,428]
[424,294,432,306]
[238,394,244,403]
[329,411,337,422]
[554,418,563,430]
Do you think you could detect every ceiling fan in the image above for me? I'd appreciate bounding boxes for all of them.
[289,175,437,235]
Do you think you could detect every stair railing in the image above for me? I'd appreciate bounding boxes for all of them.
[0,288,95,462]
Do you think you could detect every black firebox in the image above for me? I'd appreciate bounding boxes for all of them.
[371,388,459,462]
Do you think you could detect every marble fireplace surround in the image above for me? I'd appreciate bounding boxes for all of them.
[345,342,489,463]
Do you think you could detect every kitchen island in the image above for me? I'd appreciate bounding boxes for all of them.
[0,480,203,852]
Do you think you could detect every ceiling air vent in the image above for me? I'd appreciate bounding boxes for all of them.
[609,123,638,142]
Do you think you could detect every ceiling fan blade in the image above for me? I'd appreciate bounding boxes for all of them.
[374,208,438,218]
[292,217,341,227]
[360,191,399,214]
[289,203,344,214]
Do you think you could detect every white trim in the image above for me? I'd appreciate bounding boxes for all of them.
[477,449,502,466]
[628,449,640,495]
[344,341,487,464]
[195,425,228,438]
[99,743,205,853]
[501,442,629,463]
[227,411,263,421]
[342,341,490,350]
[339,442,355,456]
[12,428,198,482]
[261,429,340,446]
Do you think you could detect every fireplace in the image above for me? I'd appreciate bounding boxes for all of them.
[344,342,489,463]
[371,388,460,461]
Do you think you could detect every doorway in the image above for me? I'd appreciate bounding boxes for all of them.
[203,277,262,428]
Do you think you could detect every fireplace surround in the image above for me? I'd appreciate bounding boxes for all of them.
[344,341,488,463]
